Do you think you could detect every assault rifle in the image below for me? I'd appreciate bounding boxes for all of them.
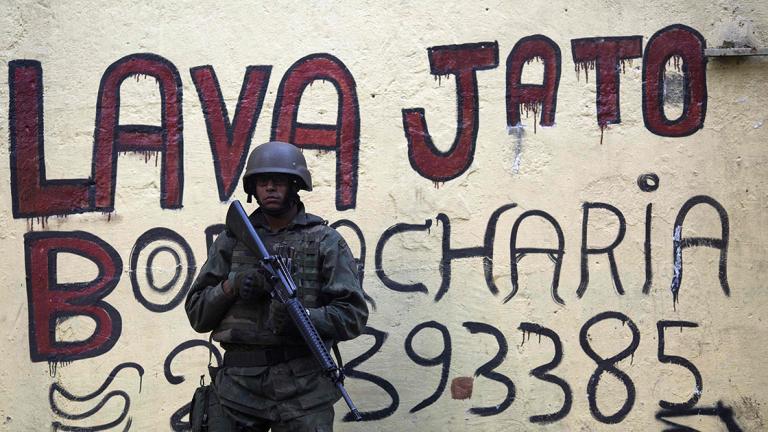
[225,200,363,421]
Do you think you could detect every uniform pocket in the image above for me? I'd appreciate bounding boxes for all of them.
[296,382,340,411]
[287,355,342,409]
[288,356,323,377]
[188,385,210,432]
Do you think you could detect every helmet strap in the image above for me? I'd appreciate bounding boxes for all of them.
[286,186,300,206]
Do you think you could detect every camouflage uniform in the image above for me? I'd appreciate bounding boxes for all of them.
[186,203,368,431]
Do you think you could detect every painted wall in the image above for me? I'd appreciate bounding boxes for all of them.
[1,1,767,430]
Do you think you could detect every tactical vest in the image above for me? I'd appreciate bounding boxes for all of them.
[212,222,328,345]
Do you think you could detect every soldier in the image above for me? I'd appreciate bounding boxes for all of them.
[185,141,369,431]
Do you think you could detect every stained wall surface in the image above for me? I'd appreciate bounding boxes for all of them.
[1,1,767,430]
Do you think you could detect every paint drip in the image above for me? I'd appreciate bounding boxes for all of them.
[520,329,536,346]
[574,60,596,83]
[666,55,683,73]
[132,73,157,83]
[434,74,451,86]
[140,150,160,166]
[521,102,541,134]
[520,56,544,135]
[26,216,52,232]
[526,56,544,65]
[619,58,634,74]
[48,360,71,377]
[599,123,607,145]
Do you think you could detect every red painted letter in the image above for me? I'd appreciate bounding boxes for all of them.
[404,42,499,182]
[26,231,122,362]
[571,36,642,128]
[643,25,707,137]
[9,60,92,218]
[94,53,184,210]
[271,54,359,210]
[191,65,271,201]
[506,35,561,130]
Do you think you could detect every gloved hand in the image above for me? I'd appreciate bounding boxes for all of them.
[226,269,270,300]
[266,300,292,334]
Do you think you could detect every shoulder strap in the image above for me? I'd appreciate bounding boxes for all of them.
[206,333,220,385]
[332,343,345,383]
[207,333,214,367]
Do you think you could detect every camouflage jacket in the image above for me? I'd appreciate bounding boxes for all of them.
[184,203,368,421]
[185,203,369,346]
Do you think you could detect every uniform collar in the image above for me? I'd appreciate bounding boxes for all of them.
[249,201,324,231]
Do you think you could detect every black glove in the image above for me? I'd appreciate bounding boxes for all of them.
[227,269,270,300]
[266,300,291,334]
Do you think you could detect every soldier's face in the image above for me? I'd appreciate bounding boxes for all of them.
[255,174,294,213]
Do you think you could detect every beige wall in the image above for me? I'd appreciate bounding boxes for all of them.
[1,1,767,430]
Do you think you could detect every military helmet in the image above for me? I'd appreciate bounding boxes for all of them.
[243,141,313,191]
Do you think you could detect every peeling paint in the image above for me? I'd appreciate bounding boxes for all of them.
[507,123,525,173]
